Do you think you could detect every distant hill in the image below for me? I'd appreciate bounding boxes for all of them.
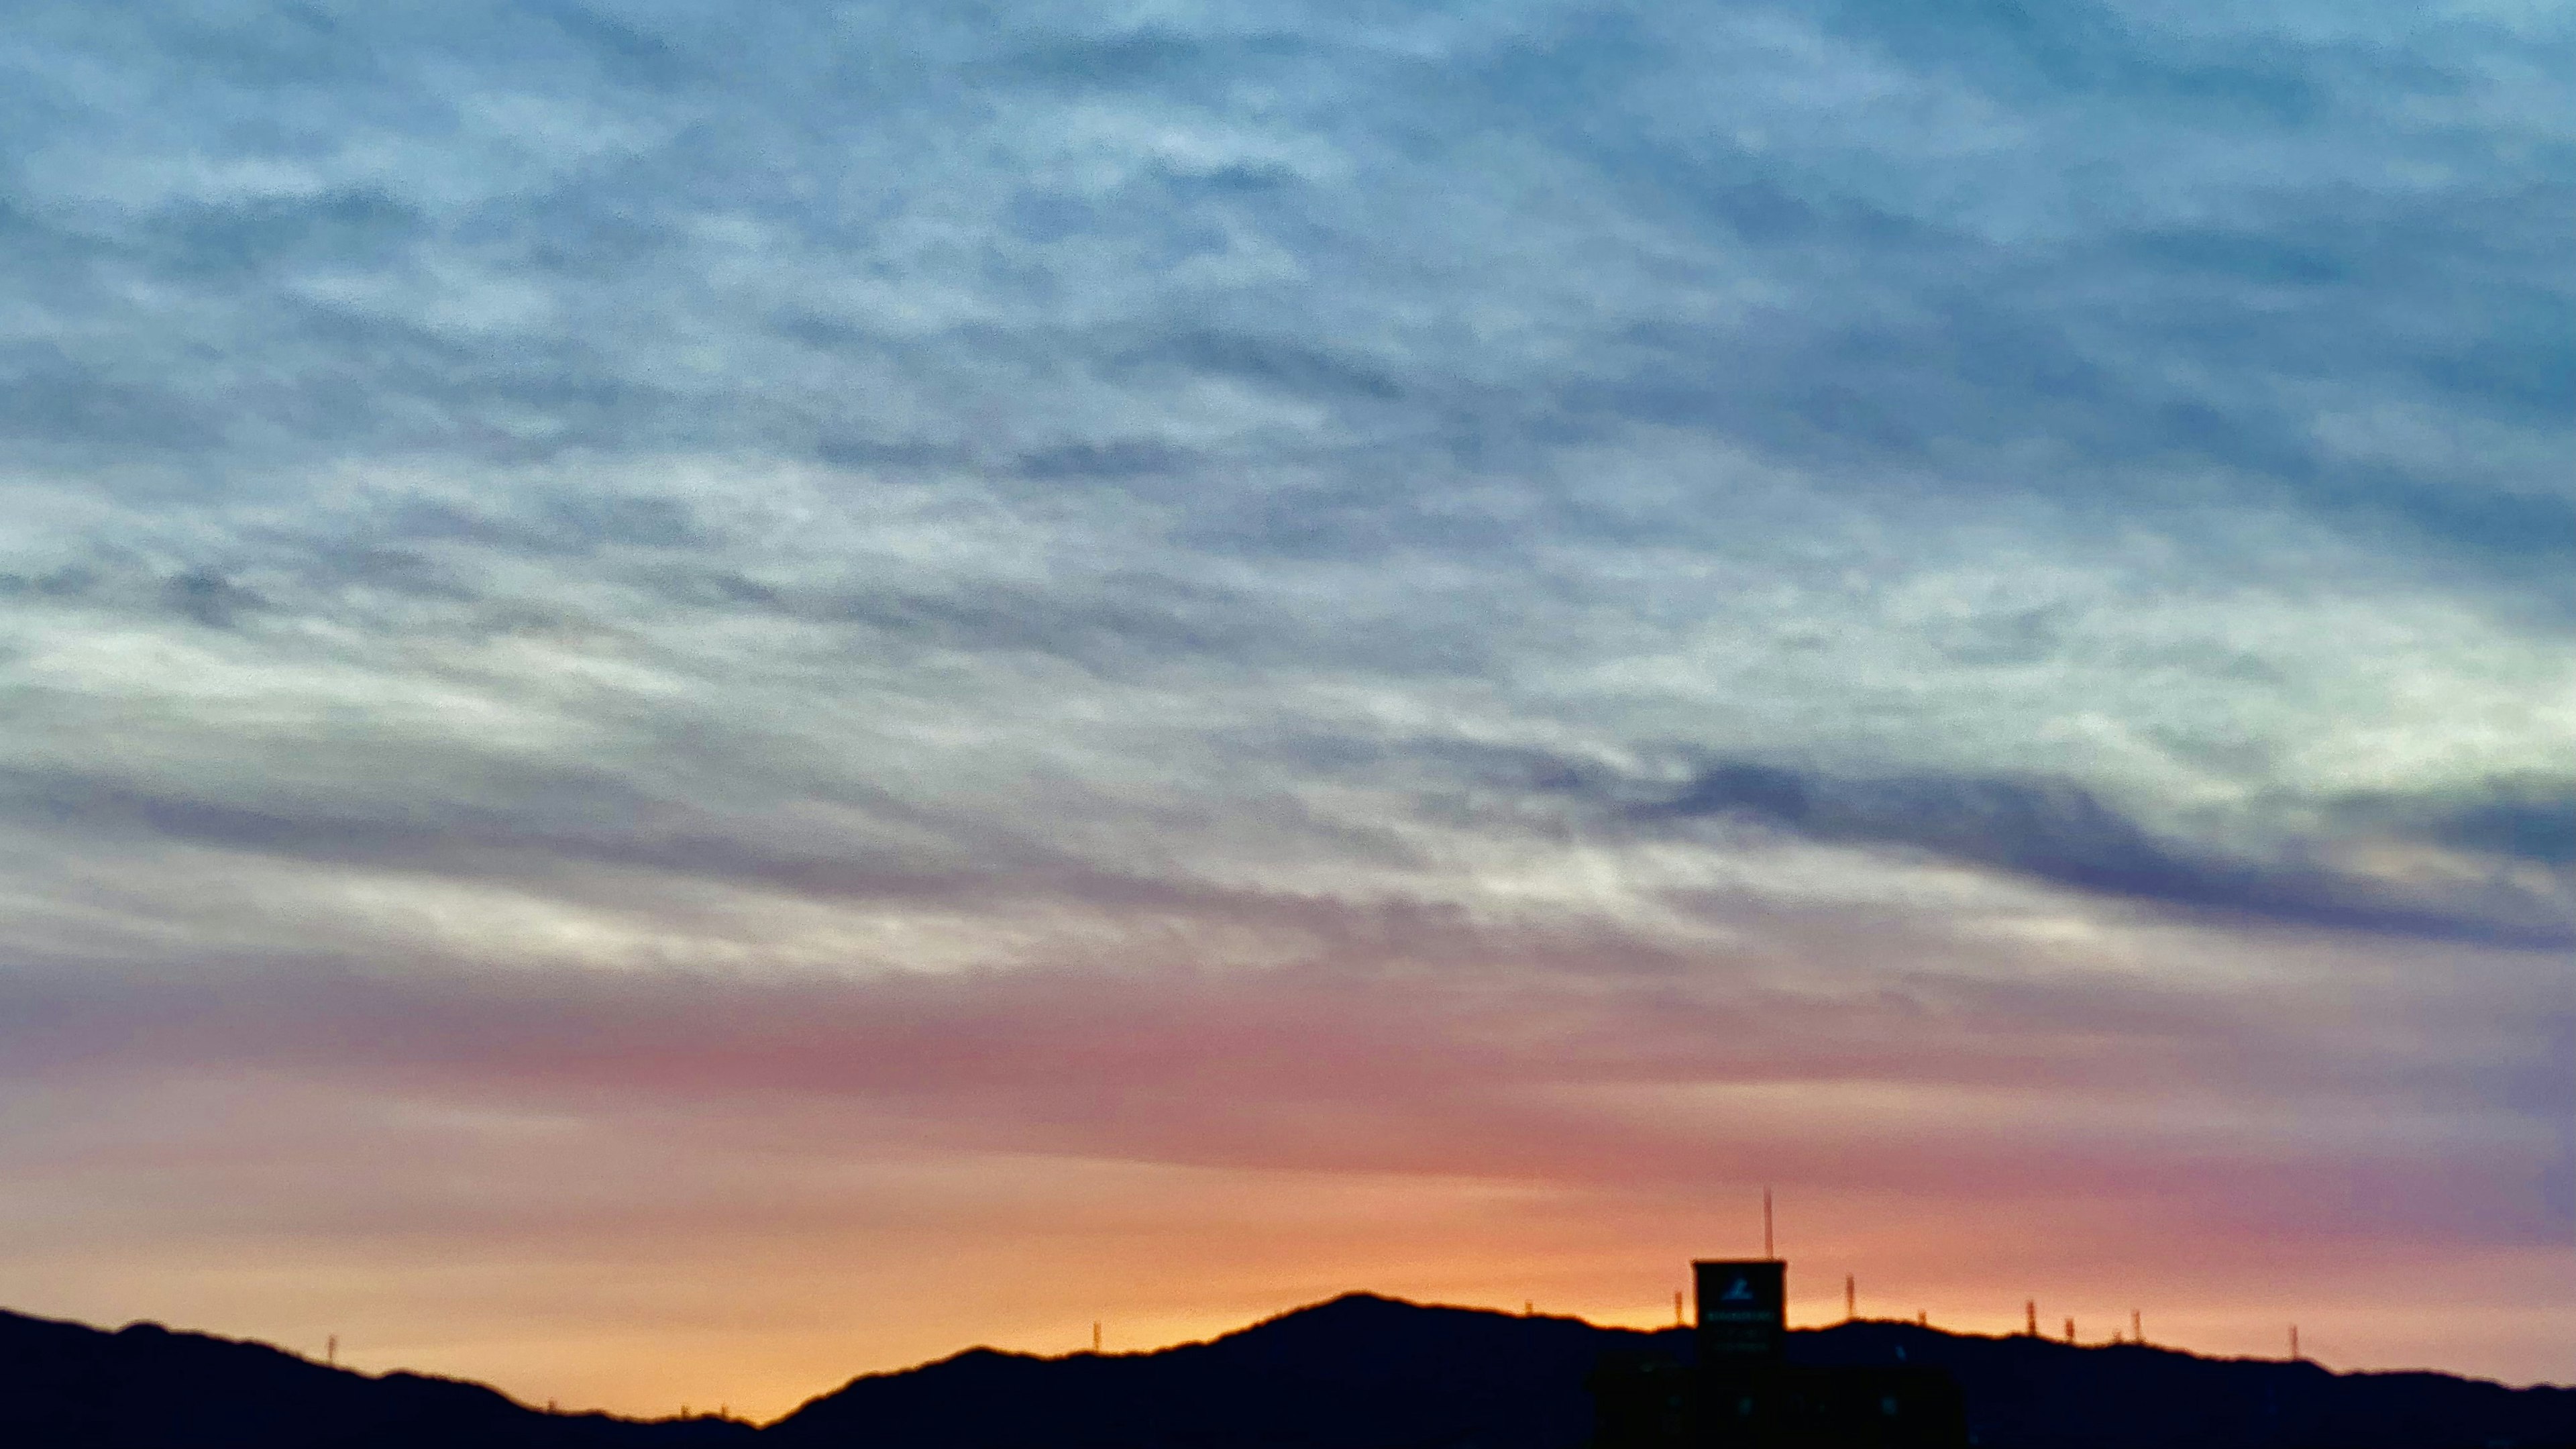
[0,1306,753,1448]
[767,1291,1618,1449]
[1795,1317,2576,1449]
[768,1293,2576,1449]
[8,1294,2572,1448]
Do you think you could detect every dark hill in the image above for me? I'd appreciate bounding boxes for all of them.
[1798,1320,2576,1449]
[0,1306,754,1448]
[7,1294,2572,1448]
[765,1293,1621,1449]
[769,1294,2576,1449]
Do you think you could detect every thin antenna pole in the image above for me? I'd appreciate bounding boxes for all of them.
[1763,1187,1775,1260]
[2133,1309,2142,1344]
[326,1335,337,1367]
[2290,1326,2299,1360]
[1093,1322,1102,1354]
[1675,1289,1685,1327]
[2064,1318,2075,1345]
[2025,1300,2037,1336]
[1845,1275,1856,1322]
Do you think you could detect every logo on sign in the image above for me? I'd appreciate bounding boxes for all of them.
[1723,1277,1754,1301]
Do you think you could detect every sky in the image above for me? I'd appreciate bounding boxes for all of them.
[1,0,2571,1424]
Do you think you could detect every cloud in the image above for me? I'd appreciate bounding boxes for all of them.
[2356,781,2576,869]
[1639,759,2574,948]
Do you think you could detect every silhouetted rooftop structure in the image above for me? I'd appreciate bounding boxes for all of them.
[1590,1260,1969,1449]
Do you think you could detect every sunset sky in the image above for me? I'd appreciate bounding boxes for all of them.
[2,0,2570,1424]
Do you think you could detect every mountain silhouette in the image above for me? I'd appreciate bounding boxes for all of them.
[8,1294,2572,1448]
[766,1293,1611,1448]
[0,1306,753,1448]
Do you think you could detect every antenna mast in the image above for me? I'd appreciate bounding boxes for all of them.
[1762,1187,1775,1260]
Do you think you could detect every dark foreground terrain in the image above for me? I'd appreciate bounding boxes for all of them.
[7,1294,2571,1448]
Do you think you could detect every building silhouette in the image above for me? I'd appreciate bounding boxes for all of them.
[1589,1260,1968,1449]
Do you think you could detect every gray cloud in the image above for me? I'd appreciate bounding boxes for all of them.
[2435,794,2576,868]
[1640,759,2574,949]
[6,3,2561,564]
[2339,780,2576,869]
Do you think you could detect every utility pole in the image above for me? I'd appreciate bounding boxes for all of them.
[2132,1309,2142,1345]
[326,1335,336,1368]
[2290,1326,2300,1361]
[2025,1301,2037,1336]
[1845,1275,1856,1322]
[1675,1289,1685,1327]
[1763,1187,1775,1260]
[1093,1322,1102,1354]
[2063,1318,2076,1345]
